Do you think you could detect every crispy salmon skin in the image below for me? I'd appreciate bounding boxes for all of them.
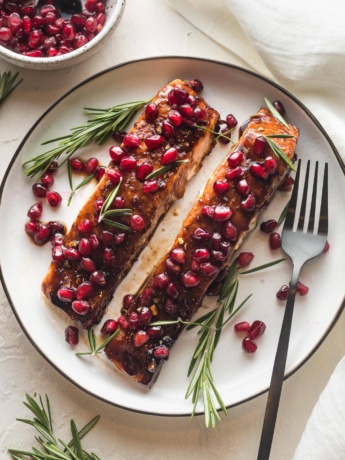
[105,108,299,386]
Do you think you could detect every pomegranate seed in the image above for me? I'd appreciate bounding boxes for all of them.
[84,157,99,174]
[123,294,135,310]
[181,271,200,288]
[166,282,179,298]
[213,180,229,195]
[222,221,238,241]
[46,190,62,207]
[218,128,231,145]
[72,300,91,316]
[211,250,226,263]
[101,319,118,335]
[250,163,269,180]
[163,298,177,316]
[78,219,93,233]
[323,240,330,252]
[165,258,182,275]
[153,345,169,359]
[71,14,86,29]
[145,102,158,122]
[241,193,256,212]
[237,252,254,267]
[76,282,94,300]
[193,107,206,120]
[200,262,218,277]
[123,133,141,148]
[192,227,211,242]
[228,151,243,167]
[133,330,149,347]
[278,176,295,191]
[269,232,281,249]
[260,219,278,233]
[139,307,152,326]
[52,246,65,262]
[168,110,182,127]
[78,238,91,256]
[202,205,215,219]
[143,179,159,193]
[147,326,163,339]
[297,281,309,296]
[226,167,243,181]
[94,197,105,212]
[51,232,64,247]
[178,104,193,118]
[272,100,286,116]
[161,147,178,165]
[32,183,47,198]
[112,130,127,143]
[191,260,200,271]
[34,223,51,245]
[0,26,12,42]
[112,196,125,209]
[234,321,250,333]
[105,168,122,184]
[264,156,278,174]
[114,233,125,245]
[276,285,289,300]
[153,272,171,290]
[96,12,105,25]
[89,234,100,249]
[120,156,137,171]
[41,173,54,188]
[170,247,186,265]
[189,79,203,92]
[140,288,153,307]
[103,247,116,266]
[225,114,238,129]
[248,320,266,340]
[48,221,65,235]
[168,87,189,105]
[220,240,231,255]
[211,232,222,249]
[65,326,79,346]
[253,136,268,157]
[109,145,126,163]
[130,214,145,232]
[21,5,36,17]
[214,205,232,222]
[64,247,81,261]
[90,270,106,286]
[193,248,210,262]
[128,312,139,330]
[57,287,76,302]
[81,257,96,272]
[115,315,128,330]
[136,162,153,181]
[236,179,250,197]
[95,166,106,182]
[162,121,176,139]
[27,202,42,219]
[145,135,165,149]
[242,337,257,353]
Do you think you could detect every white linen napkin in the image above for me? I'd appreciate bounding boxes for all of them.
[165,0,345,162]
[165,0,345,457]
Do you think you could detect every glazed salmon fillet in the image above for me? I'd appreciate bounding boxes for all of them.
[42,79,220,329]
[105,108,299,386]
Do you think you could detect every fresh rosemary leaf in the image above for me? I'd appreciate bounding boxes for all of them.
[265,136,296,171]
[102,178,123,214]
[67,160,73,191]
[94,329,120,353]
[0,71,23,107]
[213,307,225,350]
[70,420,84,460]
[76,329,120,357]
[67,416,100,449]
[68,173,95,206]
[185,309,217,330]
[145,160,188,180]
[266,134,294,139]
[278,199,290,225]
[23,99,147,178]
[196,124,235,145]
[101,218,133,232]
[222,295,252,329]
[102,208,132,217]
[239,257,286,275]
[218,258,238,302]
[88,329,97,354]
[223,278,239,314]
[264,97,289,129]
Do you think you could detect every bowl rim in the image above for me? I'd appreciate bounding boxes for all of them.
[0,0,126,65]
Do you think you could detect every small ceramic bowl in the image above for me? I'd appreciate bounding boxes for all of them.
[0,0,126,70]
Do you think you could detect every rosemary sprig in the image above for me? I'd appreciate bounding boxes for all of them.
[23,100,148,178]
[145,160,188,180]
[0,71,23,107]
[76,328,120,357]
[8,394,101,460]
[195,124,235,144]
[278,199,290,225]
[264,136,296,171]
[98,177,133,232]
[264,97,289,129]
[67,173,95,206]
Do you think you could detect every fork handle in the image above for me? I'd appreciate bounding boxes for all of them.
[257,266,301,460]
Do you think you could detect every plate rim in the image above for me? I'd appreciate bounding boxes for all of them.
[1,55,344,417]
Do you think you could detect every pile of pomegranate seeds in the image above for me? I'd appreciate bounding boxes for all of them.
[234,319,266,353]
[0,0,107,58]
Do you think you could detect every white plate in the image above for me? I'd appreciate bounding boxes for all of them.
[1,57,344,416]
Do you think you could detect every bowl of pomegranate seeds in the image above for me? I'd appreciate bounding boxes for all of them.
[0,0,125,69]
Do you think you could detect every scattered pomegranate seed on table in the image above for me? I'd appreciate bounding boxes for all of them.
[234,321,250,333]
[269,232,281,250]
[242,337,257,353]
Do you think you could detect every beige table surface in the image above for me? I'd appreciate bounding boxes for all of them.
[1,1,345,458]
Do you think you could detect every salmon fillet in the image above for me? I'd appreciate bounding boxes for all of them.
[105,108,299,386]
[42,79,220,329]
